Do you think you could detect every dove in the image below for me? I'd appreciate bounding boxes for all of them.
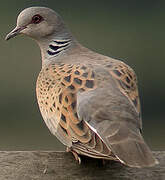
[5,7,158,167]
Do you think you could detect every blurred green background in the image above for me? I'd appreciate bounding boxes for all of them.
[0,0,164,151]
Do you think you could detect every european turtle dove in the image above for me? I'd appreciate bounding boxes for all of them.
[5,7,158,167]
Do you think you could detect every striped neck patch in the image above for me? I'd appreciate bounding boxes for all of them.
[47,39,71,56]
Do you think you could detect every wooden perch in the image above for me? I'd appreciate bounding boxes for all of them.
[0,151,164,180]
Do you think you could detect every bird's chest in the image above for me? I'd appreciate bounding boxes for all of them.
[36,66,72,133]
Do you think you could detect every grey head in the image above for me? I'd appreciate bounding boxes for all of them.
[5,7,72,40]
[5,7,75,65]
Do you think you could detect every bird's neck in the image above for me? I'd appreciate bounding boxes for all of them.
[37,32,77,67]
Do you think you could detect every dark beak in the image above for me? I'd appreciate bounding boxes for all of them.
[5,26,27,41]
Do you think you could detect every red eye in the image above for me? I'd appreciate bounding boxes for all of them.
[31,14,43,24]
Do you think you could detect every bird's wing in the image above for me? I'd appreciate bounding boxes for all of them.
[37,63,106,152]
[37,62,157,167]
[76,61,157,167]
[109,61,141,125]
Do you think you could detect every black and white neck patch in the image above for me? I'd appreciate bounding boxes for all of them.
[47,39,71,56]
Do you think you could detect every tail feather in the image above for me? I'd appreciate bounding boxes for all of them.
[103,122,158,167]
[109,137,158,167]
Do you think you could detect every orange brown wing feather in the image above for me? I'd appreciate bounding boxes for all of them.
[109,62,141,118]
[37,63,114,158]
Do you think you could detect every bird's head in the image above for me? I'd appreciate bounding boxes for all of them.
[5,7,66,41]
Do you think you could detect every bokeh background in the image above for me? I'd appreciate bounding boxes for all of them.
[0,0,164,151]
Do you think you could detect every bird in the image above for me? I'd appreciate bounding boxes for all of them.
[5,6,158,167]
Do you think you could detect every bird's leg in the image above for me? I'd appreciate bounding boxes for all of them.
[66,147,81,164]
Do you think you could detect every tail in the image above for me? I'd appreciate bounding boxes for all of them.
[104,122,158,168]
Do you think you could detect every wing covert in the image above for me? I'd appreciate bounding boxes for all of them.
[109,62,141,117]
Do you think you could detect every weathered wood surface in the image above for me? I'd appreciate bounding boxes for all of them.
[0,151,164,180]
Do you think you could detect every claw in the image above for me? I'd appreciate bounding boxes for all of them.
[66,147,81,164]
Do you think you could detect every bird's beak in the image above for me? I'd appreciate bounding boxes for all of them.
[5,26,27,41]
